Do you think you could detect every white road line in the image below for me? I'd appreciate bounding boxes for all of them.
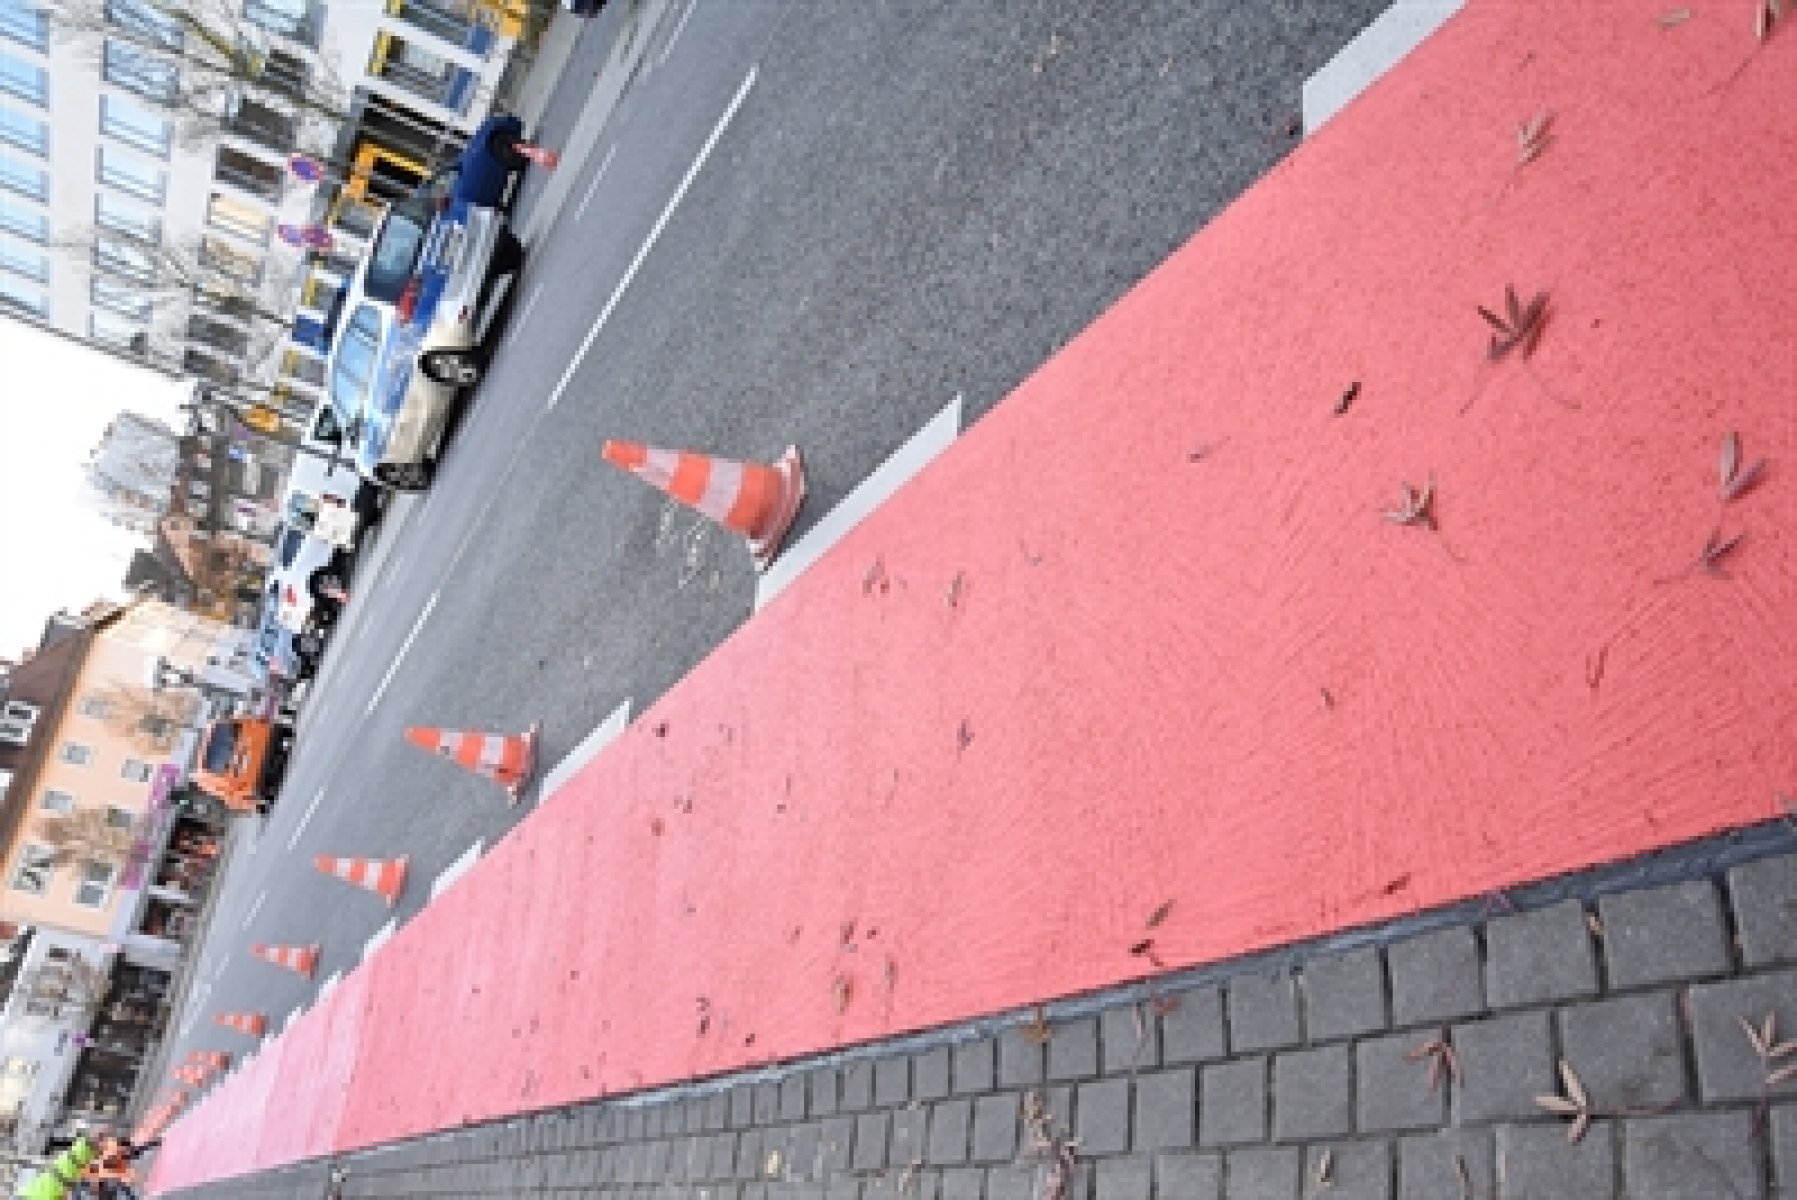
[178,984,209,1038]
[242,890,267,929]
[363,919,396,960]
[318,971,342,1001]
[661,0,698,64]
[756,394,965,610]
[1302,0,1465,133]
[574,145,617,224]
[283,1006,302,1033]
[430,839,485,900]
[286,786,327,851]
[513,281,545,333]
[539,699,633,799]
[547,64,759,411]
[365,590,439,715]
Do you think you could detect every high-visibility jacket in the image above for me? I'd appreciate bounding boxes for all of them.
[18,1135,98,1200]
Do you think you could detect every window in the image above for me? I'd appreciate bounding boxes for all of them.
[226,96,293,154]
[101,96,172,158]
[106,0,183,50]
[95,192,161,243]
[98,146,166,203]
[92,275,151,320]
[93,238,156,284]
[204,193,270,245]
[0,150,44,200]
[58,743,94,766]
[0,106,45,154]
[104,807,135,831]
[0,1058,38,1079]
[74,862,115,907]
[0,273,43,317]
[0,699,37,743]
[215,146,283,202]
[244,0,309,40]
[200,236,259,284]
[0,51,45,106]
[90,310,142,350]
[38,790,73,814]
[104,40,177,103]
[9,846,53,894]
[0,240,43,281]
[78,696,115,719]
[120,759,152,782]
[0,194,42,241]
[0,1,47,52]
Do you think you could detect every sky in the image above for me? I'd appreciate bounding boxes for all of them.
[0,317,190,659]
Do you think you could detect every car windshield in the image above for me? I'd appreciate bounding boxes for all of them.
[363,204,432,302]
[202,723,238,772]
[328,303,384,422]
[276,526,304,567]
[286,492,320,533]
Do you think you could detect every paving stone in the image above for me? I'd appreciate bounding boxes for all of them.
[1161,984,1227,1063]
[840,1062,874,1111]
[1730,853,1797,968]
[985,1165,1045,1200]
[1093,1154,1151,1200]
[786,1123,823,1181]
[864,1168,940,1199]
[823,1181,858,1200]
[891,1104,930,1167]
[1772,1106,1797,1196]
[1623,1111,1763,1198]
[1132,1066,1195,1151]
[1076,1076,1132,1156]
[819,1115,855,1175]
[703,1184,745,1199]
[708,1133,740,1181]
[1102,1003,1157,1074]
[929,1098,972,1165]
[731,1086,757,1129]
[1451,1010,1554,1124]
[1270,1044,1350,1142]
[1199,1056,1267,1147]
[1224,1145,1300,1199]
[1355,1029,1446,1132]
[954,1038,996,1095]
[1598,879,1731,989]
[914,1046,952,1100]
[1688,968,1797,1101]
[938,1166,984,1200]
[1301,1141,1390,1200]
[780,1074,810,1123]
[809,1069,840,1118]
[1484,900,1599,1008]
[1227,972,1302,1053]
[735,1128,765,1181]
[998,1025,1046,1088]
[1396,1128,1492,1200]
[705,1093,731,1132]
[971,1092,1021,1164]
[1048,1017,1101,1081]
[852,1112,890,1171]
[1154,1149,1222,1199]
[1496,1121,1617,1200]
[1555,992,1687,1110]
[1300,947,1387,1042]
[875,1057,911,1106]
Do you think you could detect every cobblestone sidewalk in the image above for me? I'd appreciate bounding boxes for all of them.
[159,826,1797,1199]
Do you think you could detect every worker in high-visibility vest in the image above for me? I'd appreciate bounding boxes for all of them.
[17,1131,98,1200]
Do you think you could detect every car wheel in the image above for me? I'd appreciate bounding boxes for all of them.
[420,348,483,387]
[310,570,346,602]
[375,460,435,492]
[492,230,524,278]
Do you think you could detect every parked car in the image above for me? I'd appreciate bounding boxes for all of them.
[563,0,610,15]
[193,709,294,815]
[328,113,532,492]
[281,398,381,551]
[248,579,307,683]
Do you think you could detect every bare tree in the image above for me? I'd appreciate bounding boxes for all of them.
[84,679,201,753]
[34,809,138,870]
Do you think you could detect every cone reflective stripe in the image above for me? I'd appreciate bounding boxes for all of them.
[602,440,807,571]
[314,854,408,905]
[405,722,539,805]
[215,1011,268,1038]
[251,941,319,977]
[195,1050,232,1069]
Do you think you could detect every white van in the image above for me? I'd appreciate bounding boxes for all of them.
[267,402,380,638]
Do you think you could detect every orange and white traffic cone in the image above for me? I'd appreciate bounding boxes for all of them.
[251,941,320,978]
[514,141,560,170]
[193,1050,232,1069]
[601,440,807,571]
[314,854,408,905]
[174,1066,206,1086]
[214,1011,268,1038]
[405,722,540,805]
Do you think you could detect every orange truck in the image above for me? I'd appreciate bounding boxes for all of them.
[193,711,294,815]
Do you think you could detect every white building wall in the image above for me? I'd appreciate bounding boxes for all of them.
[0,928,116,1153]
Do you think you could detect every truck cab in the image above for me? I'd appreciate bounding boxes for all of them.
[193,714,292,814]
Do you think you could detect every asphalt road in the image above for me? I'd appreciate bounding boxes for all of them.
[163,0,1389,1127]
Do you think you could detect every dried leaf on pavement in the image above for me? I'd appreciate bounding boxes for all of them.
[1145,900,1175,929]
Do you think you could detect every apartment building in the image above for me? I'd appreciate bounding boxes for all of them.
[1,0,515,435]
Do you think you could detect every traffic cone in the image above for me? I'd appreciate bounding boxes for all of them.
[514,141,560,170]
[215,1011,268,1038]
[405,722,539,805]
[314,854,408,905]
[251,941,320,977]
[194,1050,232,1069]
[601,440,807,571]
